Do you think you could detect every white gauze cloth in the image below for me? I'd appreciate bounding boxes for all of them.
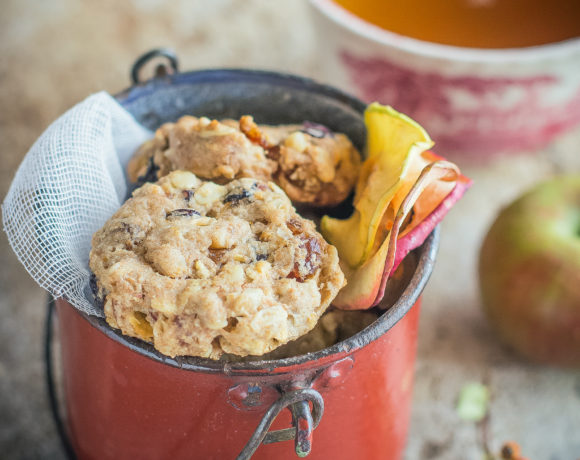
[2,92,152,316]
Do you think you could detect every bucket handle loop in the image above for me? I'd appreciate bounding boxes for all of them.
[237,388,324,460]
[130,48,179,85]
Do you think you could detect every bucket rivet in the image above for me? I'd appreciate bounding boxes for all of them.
[228,383,279,411]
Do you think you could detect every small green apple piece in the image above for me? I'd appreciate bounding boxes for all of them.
[479,176,580,367]
[456,382,490,422]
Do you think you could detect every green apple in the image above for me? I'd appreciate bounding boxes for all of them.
[479,176,580,367]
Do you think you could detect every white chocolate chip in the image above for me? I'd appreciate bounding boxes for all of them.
[284,131,308,153]
[228,264,246,283]
[192,217,212,226]
[211,227,232,249]
[312,147,335,183]
[197,292,228,330]
[250,306,289,341]
[246,260,272,281]
[169,170,201,190]
[195,182,226,206]
[232,288,264,315]
[199,124,237,137]
[176,115,198,130]
[195,260,211,279]
[213,164,236,179]
[149,246,189,278]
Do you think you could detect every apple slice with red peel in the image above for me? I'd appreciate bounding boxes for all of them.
[373,161,464,307]
[322,103,471,310]
[321,103,434,268]
[393,172,472,276]
[333,160,464,309]
[369,150,462,252]
[397,151,457,237]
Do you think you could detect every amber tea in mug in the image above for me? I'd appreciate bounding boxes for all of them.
[333,0,580,48]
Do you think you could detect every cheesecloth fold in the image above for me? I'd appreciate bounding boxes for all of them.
[2,92,152,316]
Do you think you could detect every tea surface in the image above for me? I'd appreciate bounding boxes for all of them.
[334,0,580,48]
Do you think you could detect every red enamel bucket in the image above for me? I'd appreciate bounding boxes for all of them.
[51,228,437,460]
[46,50,441,460]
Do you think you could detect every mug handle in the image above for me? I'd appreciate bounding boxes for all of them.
[237,388,325,460]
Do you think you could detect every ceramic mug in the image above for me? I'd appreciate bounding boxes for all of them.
[309,0,580,159]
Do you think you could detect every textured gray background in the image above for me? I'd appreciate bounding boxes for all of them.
[1,1,579,459]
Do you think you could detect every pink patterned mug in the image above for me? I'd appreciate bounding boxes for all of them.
[309,0,580,159]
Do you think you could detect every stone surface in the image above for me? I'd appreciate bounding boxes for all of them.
[1,1,579,459]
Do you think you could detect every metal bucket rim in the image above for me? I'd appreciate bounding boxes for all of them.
[72,228,438,375]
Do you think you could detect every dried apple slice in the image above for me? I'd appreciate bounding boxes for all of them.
[333,161,461,309]
[321,103,434,268]
[398,151,459,237]
[392,172,472,276]
[322,103,471,310]
[369,150,458,251]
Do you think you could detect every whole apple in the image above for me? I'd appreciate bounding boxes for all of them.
[479,176,580,367]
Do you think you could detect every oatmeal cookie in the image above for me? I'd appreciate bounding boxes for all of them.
[90,170,345,358]
[128,116,361,207]
[127,116,277,184]
[260,121,361,206]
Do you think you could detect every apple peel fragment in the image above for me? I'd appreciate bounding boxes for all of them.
[393,169,472,276]
[322,103,471,310]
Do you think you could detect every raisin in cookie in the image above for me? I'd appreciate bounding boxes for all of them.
[90,170,345,358]
[128,115,361,207]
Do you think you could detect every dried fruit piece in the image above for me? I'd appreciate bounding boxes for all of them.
[300,121,333,139]
[322,103,434,268]
[182,189,195,202]
[393,168,471,275]
[286,218,303,235]
[137,156,160,183]
[333,161,461,308]
[223,187,253,205]
[240,115,274,149]
[166,209,201,219]
[322,103,470,309]
[89,273,105,310]
[288,236,322,282]
[500,442,522,459]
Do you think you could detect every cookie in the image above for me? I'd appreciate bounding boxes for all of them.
[261,122,361,207]
[128,115,361,207]
[127,116,277,185]
[89,170,345,358]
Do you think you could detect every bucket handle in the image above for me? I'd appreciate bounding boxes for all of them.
[130,48,179,85]
[237,388,324,460]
